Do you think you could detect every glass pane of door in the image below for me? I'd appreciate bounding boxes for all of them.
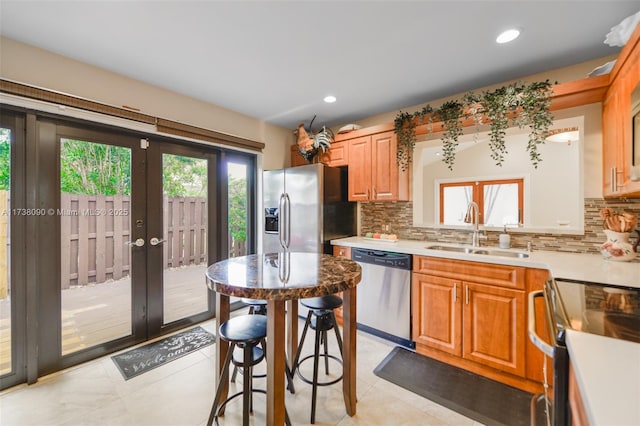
[59,138,132,355]
[0,127,11,374]
[161,153,208,325]
[228,162,247,258]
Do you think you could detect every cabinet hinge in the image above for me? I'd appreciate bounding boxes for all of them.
[140,138,149,149]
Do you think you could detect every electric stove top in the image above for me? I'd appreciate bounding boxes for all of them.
[549,278,640,344]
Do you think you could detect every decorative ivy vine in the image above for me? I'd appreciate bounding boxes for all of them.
[394,80,554,170]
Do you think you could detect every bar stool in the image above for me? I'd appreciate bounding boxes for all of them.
[231,299,268,383]
[208,315,292,426]
[241,298,267,315]
[291,295,344,424]
[232,298,295,393]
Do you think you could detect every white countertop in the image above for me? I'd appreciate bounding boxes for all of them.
[331,236,640,288]
[566,330,640,426]
[332,236,640,425]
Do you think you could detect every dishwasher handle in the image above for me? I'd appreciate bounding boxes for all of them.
[528,290,555,358]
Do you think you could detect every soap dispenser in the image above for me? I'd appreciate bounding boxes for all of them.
[499,226,511,249]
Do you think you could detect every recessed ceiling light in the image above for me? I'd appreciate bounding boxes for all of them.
[324,95,337,103]
[496,28,520,44]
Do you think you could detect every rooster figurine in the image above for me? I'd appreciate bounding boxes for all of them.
[296,116,334,162]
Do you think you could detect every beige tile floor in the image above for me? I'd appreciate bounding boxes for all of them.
[0,311,482,426]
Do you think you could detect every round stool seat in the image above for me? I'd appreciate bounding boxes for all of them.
[240,298,267,306]
[301,295,342,311]
[219,315,267,343]
[310,310,335,332]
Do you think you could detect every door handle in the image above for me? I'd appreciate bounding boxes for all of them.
[150,237,166,246]
[125,238,145,247]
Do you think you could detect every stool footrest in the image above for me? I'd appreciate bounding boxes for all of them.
[296,354,343,386]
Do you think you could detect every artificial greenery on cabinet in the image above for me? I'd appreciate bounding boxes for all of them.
[394,80,554,171]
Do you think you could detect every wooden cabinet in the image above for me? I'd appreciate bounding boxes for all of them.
[412,273,462,356]
[602,22,640,197]
[463,282,525,377]
[569,363,589,426]
[332,245,351,325]
[346,131,410,201]
[333,245,351,259]
[289,141,348,168]
[413,255,541,393]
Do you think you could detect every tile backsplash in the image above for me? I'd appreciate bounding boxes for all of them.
[360,198,640,260]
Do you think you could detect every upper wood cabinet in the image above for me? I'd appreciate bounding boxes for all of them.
[346,131,410,202]
[602,22,640,197]
[289,140,348,168]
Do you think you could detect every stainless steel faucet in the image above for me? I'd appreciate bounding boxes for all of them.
[465,201,481,247]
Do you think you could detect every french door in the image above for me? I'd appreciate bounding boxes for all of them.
[0,107,262,385]
[46,120,220,375]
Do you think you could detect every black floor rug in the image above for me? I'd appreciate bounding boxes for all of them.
[111,326,215,380]
[374,347,545,426]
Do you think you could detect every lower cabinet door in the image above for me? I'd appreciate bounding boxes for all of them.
[412,273,462,356]
[462,282,525,377]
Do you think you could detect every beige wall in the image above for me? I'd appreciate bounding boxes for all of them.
[0,36,294,170]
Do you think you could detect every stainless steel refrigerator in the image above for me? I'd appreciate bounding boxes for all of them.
[263,163,356,254]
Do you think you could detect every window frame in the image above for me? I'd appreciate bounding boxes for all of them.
[439,178,524,226]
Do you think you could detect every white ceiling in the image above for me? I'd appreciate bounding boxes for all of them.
[1,1,639,130]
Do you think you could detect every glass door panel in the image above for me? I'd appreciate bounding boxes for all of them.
[59,138,133,355]
[160,153,209,325]
[228,162,248,258]
[0,127,11,374]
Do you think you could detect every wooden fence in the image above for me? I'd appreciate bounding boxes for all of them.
[61,194,208,289]
[0,192,245,292]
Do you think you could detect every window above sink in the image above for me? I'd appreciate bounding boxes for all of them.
[413,116,585,235]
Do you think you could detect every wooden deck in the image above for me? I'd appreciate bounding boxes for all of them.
[0,264,208,374]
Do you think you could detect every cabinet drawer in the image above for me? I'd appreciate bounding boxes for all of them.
[413,256,525,290]
[333,245,351,258]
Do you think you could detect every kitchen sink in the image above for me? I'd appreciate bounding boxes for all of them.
[425,244,530,259]
[424,245,476,254]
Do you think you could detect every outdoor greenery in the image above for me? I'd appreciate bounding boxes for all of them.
[161,153,207,197]
[394,80,554,170]
[0,129,9,191]
[228,174,247,244]
[0,133,247,246]
[61,139,132,195]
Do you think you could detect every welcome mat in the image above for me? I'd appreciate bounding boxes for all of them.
[111,326,215,380]
[374,347,545,426]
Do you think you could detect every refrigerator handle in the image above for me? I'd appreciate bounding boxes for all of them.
[278,193,287,249]
[284,193,291,249]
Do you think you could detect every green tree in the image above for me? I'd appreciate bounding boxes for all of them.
[228,175,247,243]
[60,139,131,195]
[0,128,10,190]
[162,154,207,197]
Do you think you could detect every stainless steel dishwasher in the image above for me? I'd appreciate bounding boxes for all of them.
[351,248,414,348]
